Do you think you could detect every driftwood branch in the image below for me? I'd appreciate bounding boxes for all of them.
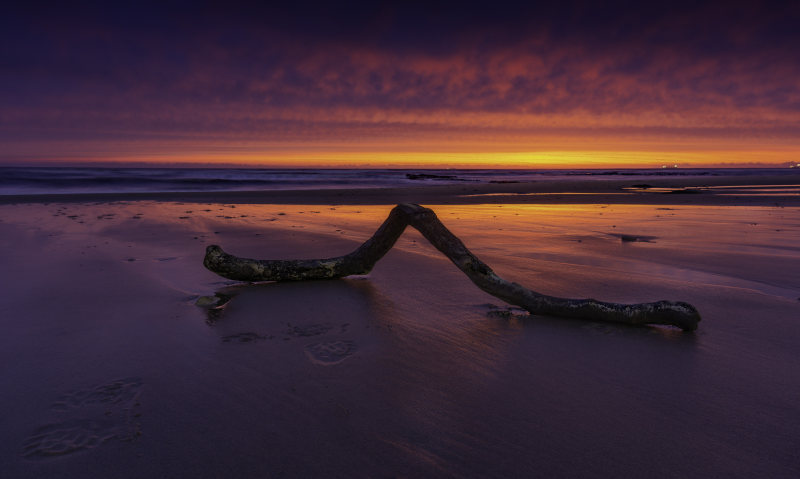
[204,203,701,331]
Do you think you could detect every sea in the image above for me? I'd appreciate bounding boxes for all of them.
[0,166,797,196]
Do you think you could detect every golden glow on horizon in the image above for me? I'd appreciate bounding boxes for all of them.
[6,125,797,168]
[48,149,798,169]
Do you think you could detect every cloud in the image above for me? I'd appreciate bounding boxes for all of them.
[1,1,798,164]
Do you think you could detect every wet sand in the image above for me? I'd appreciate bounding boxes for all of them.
[1,183,799,477]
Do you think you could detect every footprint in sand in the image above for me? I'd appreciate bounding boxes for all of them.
[222,332,271,343]
[23,378,143,459]
[304,340,358,365]
[23,418,123,458]
[286,323,334,337]
[51,377,142,410]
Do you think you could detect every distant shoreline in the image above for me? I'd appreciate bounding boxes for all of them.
[2,174,799,206]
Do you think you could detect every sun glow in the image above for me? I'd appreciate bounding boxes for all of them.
[42,148,796,169]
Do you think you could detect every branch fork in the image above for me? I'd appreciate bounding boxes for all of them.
[204,204,700,331]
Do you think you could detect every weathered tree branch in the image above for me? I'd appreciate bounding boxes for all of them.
[204,203,701,331]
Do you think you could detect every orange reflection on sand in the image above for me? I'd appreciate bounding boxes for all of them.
[6,201,795,302]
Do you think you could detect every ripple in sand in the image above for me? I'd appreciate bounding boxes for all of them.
[304,340,358,365]
[23,378,143,459]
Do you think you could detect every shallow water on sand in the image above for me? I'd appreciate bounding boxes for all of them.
[0,201,798,477]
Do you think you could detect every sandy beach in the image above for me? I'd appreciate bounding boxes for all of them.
[1,177,799,477]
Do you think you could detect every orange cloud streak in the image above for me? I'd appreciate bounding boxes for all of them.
[2,28,798,167]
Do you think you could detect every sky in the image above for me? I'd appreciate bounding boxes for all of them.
[1,1,798,168]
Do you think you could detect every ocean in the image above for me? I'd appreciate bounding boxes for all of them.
[0,166,797,196]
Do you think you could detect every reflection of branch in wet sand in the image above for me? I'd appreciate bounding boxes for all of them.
[196,278,531,384]
[196,280,384,365]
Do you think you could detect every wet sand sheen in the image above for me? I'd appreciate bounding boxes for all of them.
[0,197,798,477]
